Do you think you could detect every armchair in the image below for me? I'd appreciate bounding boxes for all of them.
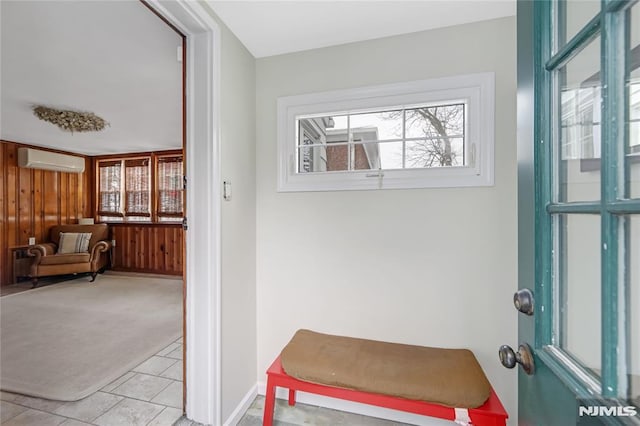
[27,224,111,287]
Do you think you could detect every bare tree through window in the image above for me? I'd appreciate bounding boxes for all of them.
[383,103,465,168]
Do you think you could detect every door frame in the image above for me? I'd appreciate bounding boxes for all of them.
[144,1,222,424]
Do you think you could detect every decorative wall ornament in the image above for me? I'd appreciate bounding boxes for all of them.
[32,105,109,133]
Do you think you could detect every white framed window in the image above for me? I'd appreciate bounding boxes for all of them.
[277,72,495,191]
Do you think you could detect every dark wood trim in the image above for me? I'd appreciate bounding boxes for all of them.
[94,149,181,161]
[1,139,90,157]
[124,158,150,167]
[110,267,182,276]
[97,211,125,217]
[157,154,183,162]
[138,0,185,38]
[100,222,182,228]
[150,156,158,223]
[180,31,187,412]
[124,212,152,217]
[97,160,121,167]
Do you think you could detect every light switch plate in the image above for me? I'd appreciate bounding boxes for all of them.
[223,181,232,201]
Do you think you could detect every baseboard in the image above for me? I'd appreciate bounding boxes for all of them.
[223,383,258,426]
[256,382,453,426]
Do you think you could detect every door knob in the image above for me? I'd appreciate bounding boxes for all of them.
[499,343,535,375]
[513,288,534,315]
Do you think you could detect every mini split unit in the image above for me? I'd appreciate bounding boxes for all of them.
[17,147,85,173]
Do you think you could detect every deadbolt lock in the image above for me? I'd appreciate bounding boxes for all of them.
[499,343,535,375]
[513,288,534,315]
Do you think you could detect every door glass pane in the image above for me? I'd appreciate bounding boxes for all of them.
[630,215,640,407]
[631,154,640,199]
[557,36,601,203]
[628,5,640,199]
[558,214,601,375]
[556,1,600,51]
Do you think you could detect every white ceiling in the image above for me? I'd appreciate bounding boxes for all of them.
[0,0,183,156]
[1,1,515,156]
[206,0,516,58]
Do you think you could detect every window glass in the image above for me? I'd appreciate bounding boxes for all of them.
[556,0,600,51]
[629,215,640,408]
[124,159,150,216]
[350,110,402,141]
[627,16,640,406]
[628,5,640,200]
[157,156,183,216]
[297,116,332,173]
[557,36,601,203]
[296,103,466,173]
[558,214,601,376]
[98,161,122,216]
[376,141,404,169]
[405,104,465,167]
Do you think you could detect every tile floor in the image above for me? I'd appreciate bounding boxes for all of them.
[236,395,412,426]
[2,276,411,426]
[1,337,184,426]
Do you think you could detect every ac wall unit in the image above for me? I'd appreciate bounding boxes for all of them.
[17,147,85,173]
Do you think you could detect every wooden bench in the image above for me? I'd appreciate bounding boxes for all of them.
[263,355,508,426]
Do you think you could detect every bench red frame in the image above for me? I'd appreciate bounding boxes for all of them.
[263,356,508,426]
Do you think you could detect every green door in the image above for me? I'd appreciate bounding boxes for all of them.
[517,0,640,424]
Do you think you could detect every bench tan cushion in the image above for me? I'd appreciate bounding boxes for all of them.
[281,329,491,408]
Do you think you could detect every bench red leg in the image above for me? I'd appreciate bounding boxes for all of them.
[263,375,276,426]
[264,357,508,426]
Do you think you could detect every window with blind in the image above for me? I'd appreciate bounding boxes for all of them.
[125,159,151,217]
[157,155,183,220]
[96,152,183,223]
[98,161,122,216]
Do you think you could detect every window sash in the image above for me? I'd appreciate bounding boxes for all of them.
[124,159,151,216]
[98,162,122,216]
[157,156,184,216]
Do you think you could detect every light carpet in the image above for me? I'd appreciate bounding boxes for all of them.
[0,274,182,401]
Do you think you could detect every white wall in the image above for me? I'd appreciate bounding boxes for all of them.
[256,16,517,425]
[220,28,258,423]
[200,4,258,422]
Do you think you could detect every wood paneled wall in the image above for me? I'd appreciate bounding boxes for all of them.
[1,141,183,285]
[110,224,183,275]
[0,141,92,286]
